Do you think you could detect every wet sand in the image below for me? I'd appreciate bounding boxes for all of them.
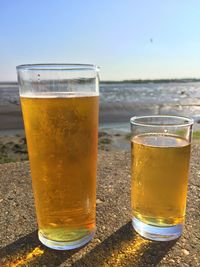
[0,104,23,131]
[0,130,131,163]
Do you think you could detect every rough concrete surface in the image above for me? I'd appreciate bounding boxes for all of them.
[0,147,199,267]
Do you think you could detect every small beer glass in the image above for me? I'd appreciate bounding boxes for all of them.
[130,115,193,241]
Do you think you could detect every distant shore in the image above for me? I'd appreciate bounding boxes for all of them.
[102,78,200,84]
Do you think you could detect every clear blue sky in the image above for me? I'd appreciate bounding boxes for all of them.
[1,0,200,81]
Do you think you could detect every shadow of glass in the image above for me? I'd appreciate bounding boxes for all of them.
[0,230,79,267]
[0,223,177,267]
[73,221,177,267]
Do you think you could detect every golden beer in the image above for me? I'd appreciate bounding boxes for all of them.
[21,93,98,243]
[131,133,191,227]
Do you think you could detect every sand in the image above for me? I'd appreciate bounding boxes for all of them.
[0,148,199,266]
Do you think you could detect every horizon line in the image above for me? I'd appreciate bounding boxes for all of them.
[1,77,200,84]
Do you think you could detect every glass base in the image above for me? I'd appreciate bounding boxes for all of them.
[132,217,183,241]
[38,230,95,250]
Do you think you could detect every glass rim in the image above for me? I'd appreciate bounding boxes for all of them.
[16,63,100,72]
[130,115,194,127]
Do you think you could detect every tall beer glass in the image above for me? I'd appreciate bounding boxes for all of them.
[130,115,193,241]
[17,64,99,250]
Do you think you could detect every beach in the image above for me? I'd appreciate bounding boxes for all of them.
[0,82,199,265]
[1,81,200,162]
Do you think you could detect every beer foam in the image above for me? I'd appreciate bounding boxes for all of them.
[20,91,99,98]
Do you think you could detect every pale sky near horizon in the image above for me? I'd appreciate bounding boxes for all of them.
[1,0,200,81]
